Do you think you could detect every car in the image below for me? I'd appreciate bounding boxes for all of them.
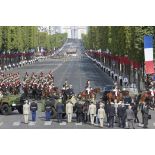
[102,85,115,92]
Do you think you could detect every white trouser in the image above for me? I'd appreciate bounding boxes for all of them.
[90,114,95,125]
[24,114,29,123]
[99,118,104,127]
[67,113,72,123]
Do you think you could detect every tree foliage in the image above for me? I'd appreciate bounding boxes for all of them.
[82,26,155,62]
[0,26,67,53]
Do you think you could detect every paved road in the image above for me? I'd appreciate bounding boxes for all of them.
[0,40,155,129]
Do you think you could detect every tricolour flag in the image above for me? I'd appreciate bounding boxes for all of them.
[144,35,154,74]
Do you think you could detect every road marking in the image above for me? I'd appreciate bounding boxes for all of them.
[44,121,52,126]
[75,122,82,126]
[13,122,20,126]
[60,122,66,125]
[28,121,36,126]
[153,123,155,126]
[0,122,4,126]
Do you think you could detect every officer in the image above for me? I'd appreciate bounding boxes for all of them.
[98,104,106,127]
[23,100,30,124]
[66,101,73,123]
[66,84,75,98]
[30,100,38,121]
[45,99,52,121]
[75,100,83,123]
[56,100,64,123]
[88,102,96,125]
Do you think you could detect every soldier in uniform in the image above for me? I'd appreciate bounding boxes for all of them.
[56,100,64,123]
[30,100,38,121]
[98,103,106,127]
[88,102,96,125]
[23,100,30,124]
[66,101,73,123]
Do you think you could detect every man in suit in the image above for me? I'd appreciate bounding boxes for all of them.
[88,102,96,125]
[75,100,83,123]
[126,105,135,129]
[109,102,115,128]
[30,100,38,121]
[143,103,149,128]
[98,104,106,127]
[56,101,64,123]
[66,101,73,123]
[23,100,30,124]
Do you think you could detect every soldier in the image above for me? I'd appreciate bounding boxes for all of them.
[30,100,38,121]
[98,103,106,127]
[45,100,52,121]
[56,100,64,123]
[88,102,96,125]
[66,101,73,123]
[23,100,30,124]
[83,100,89,123]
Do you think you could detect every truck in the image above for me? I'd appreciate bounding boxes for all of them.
[0,94,25,115]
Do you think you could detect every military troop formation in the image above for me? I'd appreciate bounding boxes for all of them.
[0,72,20,95]
[22,71,55,100]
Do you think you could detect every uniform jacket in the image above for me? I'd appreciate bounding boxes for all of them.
[98,108,106,119]
[23,103,30,115]
[88,104,96,115]
[56,102,64,113]
[66,102,73,114]
[30,102,38,112]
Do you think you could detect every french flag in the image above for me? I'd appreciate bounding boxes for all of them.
[144,36,154,74]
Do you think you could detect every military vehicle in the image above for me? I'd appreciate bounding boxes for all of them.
[0,94,25,115]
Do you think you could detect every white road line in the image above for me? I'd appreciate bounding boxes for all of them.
[28,121,36,126]
[75,122,82,126]
[60,122,66,125]
[153,123,155,126]
[44,121,52,126]
[0,122,4,126]
[13,122,20,126]
[138,123,144,127]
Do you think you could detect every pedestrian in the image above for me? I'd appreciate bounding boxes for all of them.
[98,104,106,128]
[45,100,52,121]
[126,105,135,129]
[23,100,30,124]
[66,101,73,123]
[143,103,149,128]
[88,102,96,125]
[30,100,38,121]
[109,102,115,128]
[56,100,64,123]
